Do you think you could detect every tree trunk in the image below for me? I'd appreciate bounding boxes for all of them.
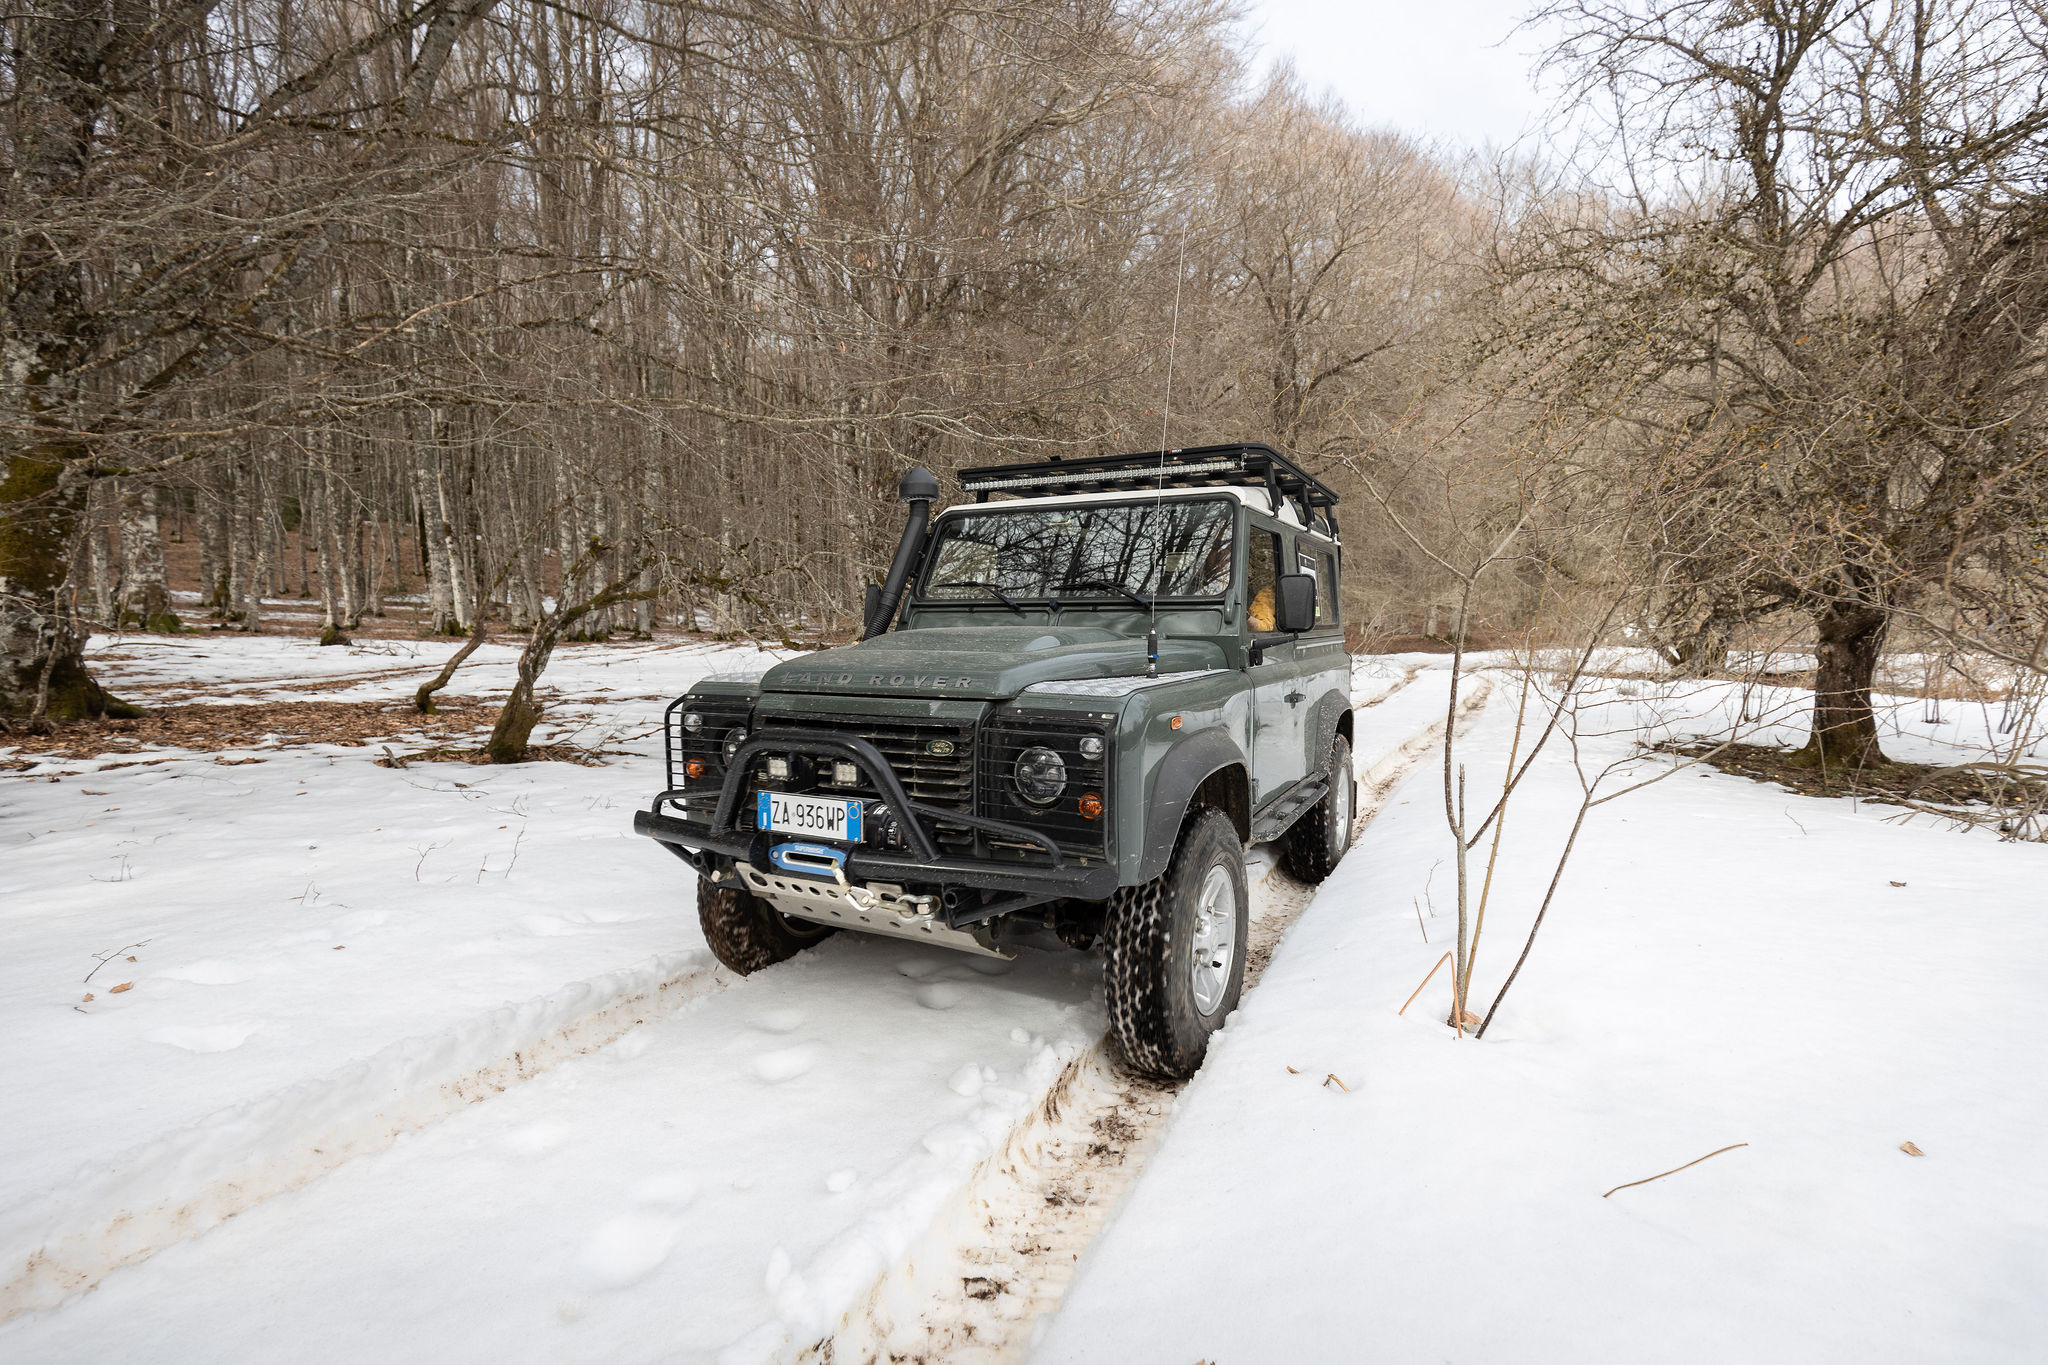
[362,504,386,618]
[351,505,370,625]
[1,0,127,723]
[387,497,408,598]
[0,447,130,724]
[437,438,473,633]
[232,458,268,632]
[504,539,532,630]
[223,467,246,623]
[199,482,231,614]
[415,460,459,634]
[119,483,178,632]
[485,623,560,762]
[269,500,286,598]
[634,464,658,638]
[87,508,116,629]
[416,607,489,713]
[296,483,312,597]
[484,539,642,762]
[1798,602,1889,768]
[324,462,358,631]
[1672,614,1731,677]
[313,477,350,645]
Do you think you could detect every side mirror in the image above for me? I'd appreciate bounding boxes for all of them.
[1275,574,1317,633]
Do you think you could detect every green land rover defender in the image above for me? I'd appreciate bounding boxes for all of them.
[633,444,1355,1078]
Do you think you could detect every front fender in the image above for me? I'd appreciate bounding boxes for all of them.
[1138,727,1250,883]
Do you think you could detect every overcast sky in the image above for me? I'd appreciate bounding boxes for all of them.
[1238,0,1565,152]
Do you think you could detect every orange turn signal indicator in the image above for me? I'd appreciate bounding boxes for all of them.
[1169,715,1183,730]
[1078,792,1103,819]
[686,758,709,778]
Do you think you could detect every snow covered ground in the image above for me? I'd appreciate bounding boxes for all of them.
[6,636,2039,1363]
[1035,674,2048,1364]
[0,636,1448,1360]
[0,635,783,1317]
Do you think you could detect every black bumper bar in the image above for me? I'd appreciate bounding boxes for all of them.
[631,727,1118,902]
[632,808,1116,900]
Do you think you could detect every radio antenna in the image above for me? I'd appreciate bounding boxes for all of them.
[1148,225,1187,679]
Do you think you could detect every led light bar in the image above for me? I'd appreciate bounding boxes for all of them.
[959,458,1241,492]
[956,442,1340,537]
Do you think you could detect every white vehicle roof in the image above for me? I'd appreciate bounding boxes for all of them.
[941,485,1333,539]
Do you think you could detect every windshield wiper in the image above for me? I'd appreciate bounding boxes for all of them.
[1057,578,1152,611]
[934,579,1024,613]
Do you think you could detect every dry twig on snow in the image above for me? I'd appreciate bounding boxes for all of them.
[1601,1143,1749,1198]
[1398,951,1452,1016]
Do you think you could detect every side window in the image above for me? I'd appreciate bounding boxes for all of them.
[1293,546,1319,620]
[1246,527,1279,633]
[1290,542,1341,628]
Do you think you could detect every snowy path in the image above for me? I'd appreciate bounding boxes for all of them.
[0,931,1106,1363]
[1,643,1468,1363]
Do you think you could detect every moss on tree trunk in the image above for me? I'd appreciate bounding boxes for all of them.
[2,447,135,725]
[485,625,560,763]
[485,682,544,763]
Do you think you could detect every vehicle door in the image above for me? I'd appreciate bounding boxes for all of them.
[1247,519,1313,812]
[1293,538,1347,776]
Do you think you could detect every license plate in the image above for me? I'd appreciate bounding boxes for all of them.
[757,791,863,842]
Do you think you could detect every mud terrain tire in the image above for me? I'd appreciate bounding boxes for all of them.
[1104,809,1248,1080]
[1282,735,1354,884]
[697,877,834,974]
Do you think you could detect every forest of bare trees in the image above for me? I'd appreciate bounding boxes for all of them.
[6,0,2046,765]
[3,0,1494,721]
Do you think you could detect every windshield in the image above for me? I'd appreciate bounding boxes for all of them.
[921,498,1235,604]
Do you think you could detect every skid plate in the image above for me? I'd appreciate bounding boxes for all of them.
[734,862,1014,960]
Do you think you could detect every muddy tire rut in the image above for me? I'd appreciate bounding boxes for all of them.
[813,679,1490,1363]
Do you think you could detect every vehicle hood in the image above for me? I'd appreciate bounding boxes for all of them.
[759,626,1224,701]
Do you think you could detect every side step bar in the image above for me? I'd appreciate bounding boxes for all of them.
[1250,773,1328,844]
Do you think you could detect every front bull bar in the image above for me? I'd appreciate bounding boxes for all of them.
[631,728,1120,910]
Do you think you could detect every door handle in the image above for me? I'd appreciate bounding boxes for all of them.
[1284,691,1305,706]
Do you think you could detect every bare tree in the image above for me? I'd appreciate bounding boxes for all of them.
[1500,0,2048,769]
[1,0,502,722]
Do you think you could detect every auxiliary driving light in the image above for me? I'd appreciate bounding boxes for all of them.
[766,757,790,780]
[833,761,860,785]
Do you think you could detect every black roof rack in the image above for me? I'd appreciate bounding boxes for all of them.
[957,443,1339,534]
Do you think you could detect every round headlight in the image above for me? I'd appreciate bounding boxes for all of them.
[1014,746,1067,805]
[682,712,705,734]
[722,727,749,761]
[1078,734,1104,760]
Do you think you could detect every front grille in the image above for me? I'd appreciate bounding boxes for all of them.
[979,710,1113,862]
[749,713,978,851]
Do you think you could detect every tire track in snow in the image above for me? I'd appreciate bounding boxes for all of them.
[0,951,728,1321]
[4,657,1474,1346]
[811,679,1492,1364]
[1356,660,1429,709]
